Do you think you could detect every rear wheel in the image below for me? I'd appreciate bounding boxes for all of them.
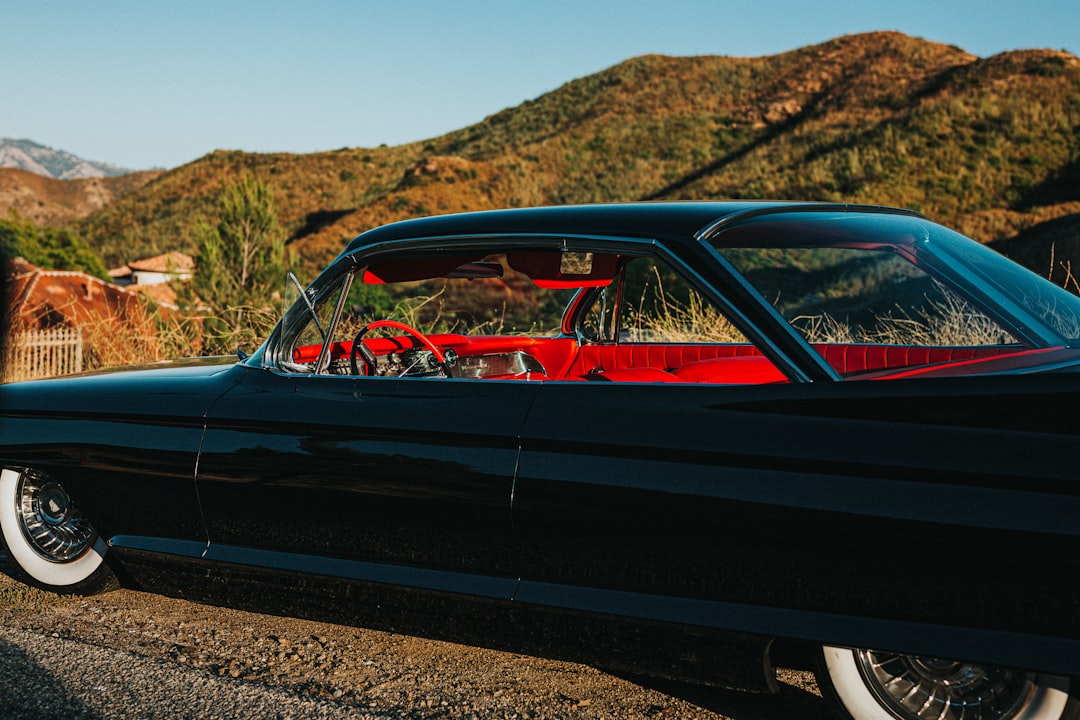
[817,646,1077,720]
[0,467,116,594]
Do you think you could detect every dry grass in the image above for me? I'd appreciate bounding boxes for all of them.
[796,286,1014,346]
[629,270,747,343]
[1048,243,1077,291]
[81,314,165,370]
[3,299,213,381]
[792,312,857,344]
[176,303,278,358]
[62,309,207,371]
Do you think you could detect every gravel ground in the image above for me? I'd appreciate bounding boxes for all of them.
[1,555,828,720]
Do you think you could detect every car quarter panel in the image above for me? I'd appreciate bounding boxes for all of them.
[513,373,1080,676]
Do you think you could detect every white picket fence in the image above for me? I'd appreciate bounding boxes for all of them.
[3,327,84,382]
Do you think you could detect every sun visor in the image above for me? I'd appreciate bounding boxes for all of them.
[506,250,618,289]
[362,255,485,284]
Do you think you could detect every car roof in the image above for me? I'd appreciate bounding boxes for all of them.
[342,201,914,254]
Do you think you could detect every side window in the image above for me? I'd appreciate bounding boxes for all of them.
[282,251,579,377]
[721,247,1017,347]
[568,257,780,384]
[282,249,786,385]
[328,254,574,340]
[579,256,749,344]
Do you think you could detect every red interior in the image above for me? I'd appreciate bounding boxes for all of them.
[330,251,1062,382]
[294,335,1049,383]
[813,344,1023,375]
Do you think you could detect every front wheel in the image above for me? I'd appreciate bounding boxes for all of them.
[816,646,1077,720]
[0,467,116,594]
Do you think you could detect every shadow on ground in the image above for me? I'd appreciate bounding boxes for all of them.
[0,636,104,720]
[619,670,831,720]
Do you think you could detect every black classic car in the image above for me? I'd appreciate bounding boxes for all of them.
[3,202,1079,720]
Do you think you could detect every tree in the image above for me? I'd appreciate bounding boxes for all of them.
[183,175,288,353]
[0,211,109,279]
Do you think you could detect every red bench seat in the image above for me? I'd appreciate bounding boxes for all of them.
[567,342,1023,383]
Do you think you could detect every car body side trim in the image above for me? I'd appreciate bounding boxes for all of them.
[512,580,1080,678]
[109,536,519,600]
[107,535,1080,678]
[109,535,209,560]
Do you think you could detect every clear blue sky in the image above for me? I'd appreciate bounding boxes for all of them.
[3,0,1077,171]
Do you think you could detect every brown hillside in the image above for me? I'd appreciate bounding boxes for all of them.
[296,156,512,267]
[987,204,1080,288]
[0,168,162,226]
[290,32,1080,265]
[77,145,428,266]
[15,31,1074,279]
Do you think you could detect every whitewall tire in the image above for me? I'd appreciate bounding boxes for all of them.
[0,467,115,593]
[817,646,1076,720]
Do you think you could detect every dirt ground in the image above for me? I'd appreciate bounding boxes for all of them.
[1,556,829,719]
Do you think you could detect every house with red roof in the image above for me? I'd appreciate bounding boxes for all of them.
[108,251,194,309]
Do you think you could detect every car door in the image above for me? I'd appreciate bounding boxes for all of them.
[196,365,539,598]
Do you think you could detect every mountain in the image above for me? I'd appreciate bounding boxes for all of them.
[0,167,163,227]
[16,32,1080,276]
[0,138,134,180]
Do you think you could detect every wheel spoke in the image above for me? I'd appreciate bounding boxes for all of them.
[856,650,1037,720]
[15,473,97,563]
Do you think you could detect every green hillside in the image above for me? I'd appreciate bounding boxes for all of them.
[78,32,1080,277]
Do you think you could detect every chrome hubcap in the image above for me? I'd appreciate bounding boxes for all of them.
[857,650,1036,720]
[17,473,97,563]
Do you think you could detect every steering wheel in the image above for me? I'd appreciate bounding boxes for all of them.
[349,320,453,377]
